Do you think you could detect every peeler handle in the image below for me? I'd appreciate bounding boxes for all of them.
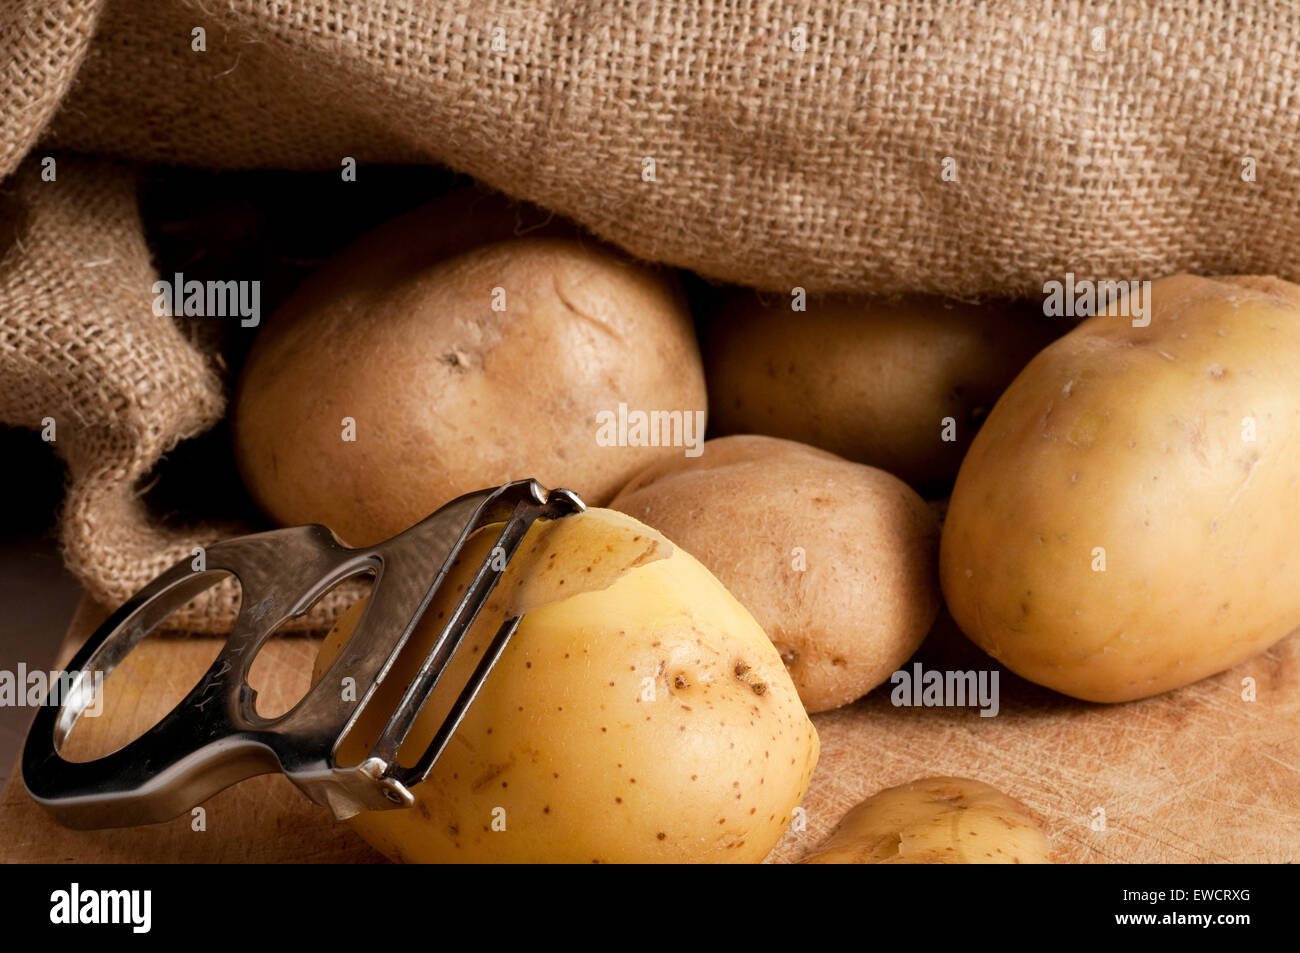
[22,480,583,830]
[21,521,375,829]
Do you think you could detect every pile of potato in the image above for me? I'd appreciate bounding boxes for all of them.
[233,190,1300,863]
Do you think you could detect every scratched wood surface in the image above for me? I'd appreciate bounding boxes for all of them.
[1,597,1296,863]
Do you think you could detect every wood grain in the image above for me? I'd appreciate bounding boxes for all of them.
[771,614,1300,863]
[2,598,1296,863]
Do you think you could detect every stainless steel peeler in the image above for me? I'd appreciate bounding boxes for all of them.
[23,479,583,830]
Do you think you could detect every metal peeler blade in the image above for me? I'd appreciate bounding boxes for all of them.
[22,479,584,829]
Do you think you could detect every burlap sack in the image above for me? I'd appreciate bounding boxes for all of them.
[0,0,100,178]
[0,158,233,628]
[3,0,1300,631]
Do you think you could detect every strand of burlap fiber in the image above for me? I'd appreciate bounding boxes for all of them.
[0,157,361,632]
[39,0,1300,295]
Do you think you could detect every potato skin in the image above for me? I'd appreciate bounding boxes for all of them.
[313,508,819,864]
[704,293,1055,494]
[801,777,1052,864]
[942,275,1300,702]
[611,435,941,713]
[235,233,705,546]
[257,187,577,325]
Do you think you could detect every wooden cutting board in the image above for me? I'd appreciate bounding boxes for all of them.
[2,597,1296,863]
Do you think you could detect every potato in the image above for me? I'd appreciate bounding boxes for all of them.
[942,275,1300,702]
[235,234,705,546]
[611,435,941,713]
[265,186,577,324]
[312,507,819,863]
[704,292,1055,494]
[801,777,1052,864]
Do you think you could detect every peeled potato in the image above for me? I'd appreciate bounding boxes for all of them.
[942,275,1300,702]
[704,293,1056,494]
[801,777,1052,864]
[235,232,705,546]
[611,435,941,713]
[312,508,819,863]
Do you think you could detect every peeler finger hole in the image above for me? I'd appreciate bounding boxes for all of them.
[57,571,242,763]
[246,570,376,719]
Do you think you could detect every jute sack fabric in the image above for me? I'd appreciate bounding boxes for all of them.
[42,0,1300,294]
[0,158,247,630]
[3,0,1300,631]
[0,0,101,178]
[0,156,362,629]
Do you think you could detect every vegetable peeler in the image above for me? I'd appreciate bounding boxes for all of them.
[23,479,583,830]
